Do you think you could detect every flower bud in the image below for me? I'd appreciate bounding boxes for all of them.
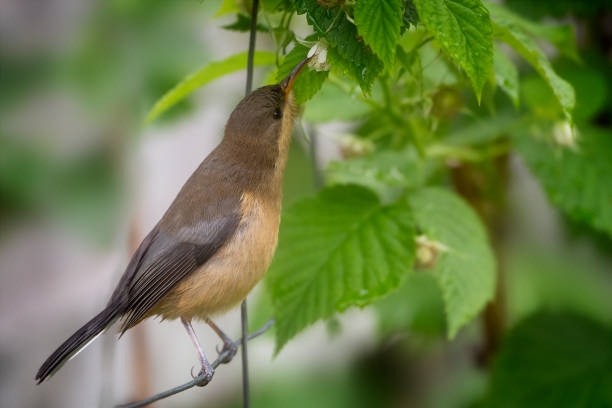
[415,235,448,269]
[553,120,577,149]
[338,134,374,158]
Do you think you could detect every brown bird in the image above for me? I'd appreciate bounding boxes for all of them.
[35,57,311,385]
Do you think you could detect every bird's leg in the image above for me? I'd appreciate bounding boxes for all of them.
[181,317,214,386]
[206,318,238,364]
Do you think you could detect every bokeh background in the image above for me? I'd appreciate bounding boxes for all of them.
[1,0,611,407]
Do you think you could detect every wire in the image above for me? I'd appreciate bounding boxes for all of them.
[115,319,274,408]
[241,2,260,407]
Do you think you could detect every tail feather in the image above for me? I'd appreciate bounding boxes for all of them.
[36,306,119,384]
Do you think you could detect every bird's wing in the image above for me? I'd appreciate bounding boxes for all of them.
[111,190,242,333]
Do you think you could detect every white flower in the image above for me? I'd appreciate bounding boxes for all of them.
[307,39,331,72]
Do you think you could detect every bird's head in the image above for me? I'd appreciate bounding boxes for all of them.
[223,57,311,165]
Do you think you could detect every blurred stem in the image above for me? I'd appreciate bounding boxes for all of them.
[380,76,392,108]
[413,36,433,52]
[263,9,292,64]
[449,153,510,366]
[127,222,152,404]
[379,76,426,154]
[426,140,511,162]
[407,118,426,157]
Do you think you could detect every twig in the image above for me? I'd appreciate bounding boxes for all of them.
[245,0,259,96]
[242,1,260,407]
[240,301,250,408]
[115,319,274,408]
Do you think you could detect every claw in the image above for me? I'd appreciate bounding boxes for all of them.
[217,341,238,365]
[193,365,214,387]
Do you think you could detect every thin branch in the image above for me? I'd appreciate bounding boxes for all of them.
[245,0,259,96]
[242,2,260,407]
[240,301,250,408]
[115,319,274,408]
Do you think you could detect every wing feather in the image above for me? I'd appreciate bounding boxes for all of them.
[109,155,243,333]
[118,221,238,332]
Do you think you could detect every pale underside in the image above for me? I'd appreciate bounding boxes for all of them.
[147,190,280,321]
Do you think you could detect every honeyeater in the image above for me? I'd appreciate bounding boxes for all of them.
[36,57,311,385]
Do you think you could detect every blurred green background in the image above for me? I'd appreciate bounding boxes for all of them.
[1,0,611,407]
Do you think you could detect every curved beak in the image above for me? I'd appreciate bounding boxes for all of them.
[280,57,312,96]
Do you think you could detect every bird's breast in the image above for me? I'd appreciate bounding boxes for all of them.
[151,191,281,320]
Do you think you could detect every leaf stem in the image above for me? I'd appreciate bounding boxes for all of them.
[325,8,344,34]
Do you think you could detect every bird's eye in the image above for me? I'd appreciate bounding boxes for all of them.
[273,108,282,120]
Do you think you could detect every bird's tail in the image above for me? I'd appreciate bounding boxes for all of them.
[35,305,120,384]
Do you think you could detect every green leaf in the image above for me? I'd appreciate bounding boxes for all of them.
[408,188,496,338]
[354,0,403,69]
[296,0,383,91]
[222,14,270,32]
[516,125,612,239]
[282,140,318,206]
[521,64,609,123]
[560,65,608,122]
[302,81,371,123]
[520,76,562,119]
[326,149,429,203]
[493,45,519,107]
[521,64,609,126]
[214,0,239,17]
[413,0,493,101]
[486,2,580,62]
[417,40,461,91]
[146,51,276,123]
[295,0,309,14]
[325,45,382,93]
[403,0,420,28]
[490,12,575,122]
[262,0,293,12]
[276,43,328,104]
[486,313,612,408]
[268,185,416,352]
[530,24,579,62]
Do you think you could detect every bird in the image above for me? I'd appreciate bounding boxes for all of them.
[35,56,311,385]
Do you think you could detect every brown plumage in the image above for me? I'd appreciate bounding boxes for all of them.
[36,59,309,384]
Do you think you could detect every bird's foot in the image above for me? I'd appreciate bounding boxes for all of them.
[191,364,214,387]
[216,340,238,364]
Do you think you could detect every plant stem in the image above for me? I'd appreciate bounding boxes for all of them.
[449,154,509,366]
